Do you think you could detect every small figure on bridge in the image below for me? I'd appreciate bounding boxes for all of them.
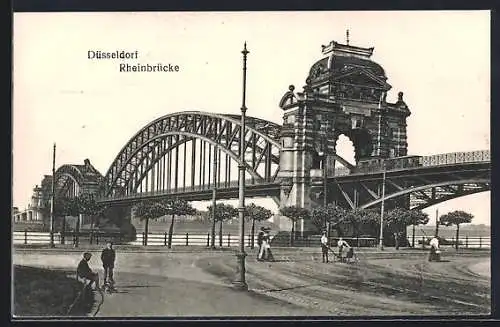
[101,242,116,288]
[321,231,329,263]
[77,252,100,290]
[428,236,441,262]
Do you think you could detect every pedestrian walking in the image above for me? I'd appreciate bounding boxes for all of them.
[101,242,116,287]
[257,227,265,261]
[258,227,274,261]
[265,228,275,262]
[428,235,441,262]
[337,237,350,263]
[321,231,329,263]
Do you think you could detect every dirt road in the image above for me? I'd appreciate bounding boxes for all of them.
[13,248,490,316]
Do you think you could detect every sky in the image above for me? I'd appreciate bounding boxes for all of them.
[12,11,490,225]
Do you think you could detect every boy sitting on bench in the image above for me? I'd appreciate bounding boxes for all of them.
[77,252,100,290]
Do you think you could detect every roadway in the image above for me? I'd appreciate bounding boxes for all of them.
[13,247,490,316]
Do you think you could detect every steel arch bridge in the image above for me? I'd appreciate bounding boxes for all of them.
[99,111,357,199]
[100,111,281,198]
[51,111,490,214]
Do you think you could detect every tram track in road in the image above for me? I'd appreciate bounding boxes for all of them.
[230,255,490,315]
[245,261,419,315]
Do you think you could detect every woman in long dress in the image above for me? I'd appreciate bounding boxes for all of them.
[258,230,268,261]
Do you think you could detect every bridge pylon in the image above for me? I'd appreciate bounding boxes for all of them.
[277,38,412,231]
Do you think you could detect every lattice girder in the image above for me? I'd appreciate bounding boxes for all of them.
[102,111,282,197]
[329,163,490,210]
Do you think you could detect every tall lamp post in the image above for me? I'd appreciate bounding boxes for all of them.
[233,42,249,290]
[378,160,386,250]
[49,143,56,248]
[211,145,217,249]
[434,208,439,237]
[318,139,328,232]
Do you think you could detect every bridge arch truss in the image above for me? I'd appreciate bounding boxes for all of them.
[54,160,104,198]
[101,111,283,198]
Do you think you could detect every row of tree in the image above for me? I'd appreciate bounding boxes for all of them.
[49,194,273,248]
[49,193,473,250]
[48,193,107,245]
[279,205,474,249]
[135,200,273,248]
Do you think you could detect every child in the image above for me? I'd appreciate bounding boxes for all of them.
[77,252,100,290]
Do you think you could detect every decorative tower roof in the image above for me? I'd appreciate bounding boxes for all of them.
[306,38,390,90]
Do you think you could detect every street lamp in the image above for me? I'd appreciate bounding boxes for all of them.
[318,148,327,229]
[233,42,249,290]
[434,208,439,237]
[378,160,386,250]
[211,144,217,249]
[49,143,56,248]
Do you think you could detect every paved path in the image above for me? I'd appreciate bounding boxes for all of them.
[13,251,322,317]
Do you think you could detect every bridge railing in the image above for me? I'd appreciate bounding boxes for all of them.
[311,167,352,178]
[420,150,490,167]
[348,150,490,175]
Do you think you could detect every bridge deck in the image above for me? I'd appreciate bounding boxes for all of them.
[98,158,490,209]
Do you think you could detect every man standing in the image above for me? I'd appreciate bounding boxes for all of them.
[101,242,116,286]
[321,231,329,263]
[77,252,100,290]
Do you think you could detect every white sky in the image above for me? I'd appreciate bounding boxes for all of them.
[13,11,490,225]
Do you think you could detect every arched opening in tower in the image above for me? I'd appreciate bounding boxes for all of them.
[335,134,356,168]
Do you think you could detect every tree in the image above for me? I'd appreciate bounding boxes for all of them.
[279,206,310,246]
[245,203,273,249]
[72,193,108,247]
[385,208,429,249]
[133,200,169,246]
[311,206,329,233]
[439,210,474,250]
[344,208,379,246]
[166,199,196,249]
[54,196,79,217]
[77,193,106,228]
[53,196,79,244]
[408,209,430,247]
[311,204,347,236]
[207,203,238,247]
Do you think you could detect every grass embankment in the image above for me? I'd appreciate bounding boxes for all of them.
[13,265,94,317]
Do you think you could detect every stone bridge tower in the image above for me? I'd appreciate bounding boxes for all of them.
[278,38,411,214]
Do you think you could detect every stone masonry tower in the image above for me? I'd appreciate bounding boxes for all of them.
[277,38,411,218]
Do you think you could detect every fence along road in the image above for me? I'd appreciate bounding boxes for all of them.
[13,231,490,249]
[13,231,259,247]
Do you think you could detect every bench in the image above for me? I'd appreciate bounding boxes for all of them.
[75,269,95,288]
